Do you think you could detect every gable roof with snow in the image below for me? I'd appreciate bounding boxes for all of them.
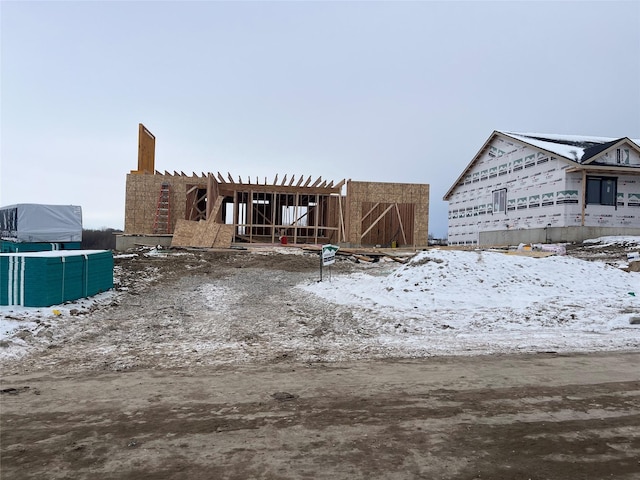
[443,130,640,200]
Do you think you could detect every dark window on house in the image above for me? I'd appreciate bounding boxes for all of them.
[492,188,507,214]
[586,176,617,206]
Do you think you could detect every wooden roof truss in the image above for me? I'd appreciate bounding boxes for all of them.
[205,172,346,245]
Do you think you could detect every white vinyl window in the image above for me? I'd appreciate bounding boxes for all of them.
[493,188,507,214]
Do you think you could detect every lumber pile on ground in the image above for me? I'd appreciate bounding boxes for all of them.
[302,246,410,263]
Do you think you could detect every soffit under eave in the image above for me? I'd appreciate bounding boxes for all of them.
[564,165,640,175]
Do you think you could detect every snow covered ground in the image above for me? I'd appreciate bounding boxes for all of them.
[1,237,639,363]
[300,240,640,354]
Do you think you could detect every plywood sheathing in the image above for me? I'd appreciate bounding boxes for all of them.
[170,220,233,248]
[130,124,156,174]
[125,172,206,235]
[345,181,429,248]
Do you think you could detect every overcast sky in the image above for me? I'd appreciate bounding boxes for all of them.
[1,1,639,237]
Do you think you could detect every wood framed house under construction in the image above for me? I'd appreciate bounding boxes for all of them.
[118,124,429,250]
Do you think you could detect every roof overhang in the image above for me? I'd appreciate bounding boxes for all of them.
[565,164,640,175]
[581,137,640,165]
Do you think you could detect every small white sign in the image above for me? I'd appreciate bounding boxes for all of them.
[322,244,339,266]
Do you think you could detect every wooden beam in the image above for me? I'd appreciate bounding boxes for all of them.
[293,192,299,244]
[216,183,343,196]
[281,174,288,186]
[314,194,319,245]
[217,172,225,183]
[334,179,346,190]
[273,174,278,185]
[361,203,380,223]
[395,203,407,245]
[312,176,322,187]
[304,176,312,187]
[296,175,305,187]
[288,175,296,186]
[338,194,346,243]
[361,204,394,239]
[227,172,234,183]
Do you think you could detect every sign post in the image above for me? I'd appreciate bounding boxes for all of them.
[320,244,339,281]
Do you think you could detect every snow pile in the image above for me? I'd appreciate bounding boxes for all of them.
[301,248,639,354]
[583,236,640,249]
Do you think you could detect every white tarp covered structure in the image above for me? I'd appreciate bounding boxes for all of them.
[0,204,82,243]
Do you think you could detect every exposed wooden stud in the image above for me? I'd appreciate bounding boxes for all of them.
[280,174,288,186]
[293,192,299,244]
[304,176,313,187]
[312,176,322,187]
[288,175,296,186]
[296,175,305,187]
[271,191,277,243]
[227,172,234,183]
[338,194,346,243]
[395,203,407,244]
[217,172,225,183]
[273,174,278,185]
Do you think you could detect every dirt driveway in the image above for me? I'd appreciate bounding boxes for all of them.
[1,246,639,479]
[2,353,639,480]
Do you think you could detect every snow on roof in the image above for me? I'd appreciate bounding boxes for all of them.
[443,130,640,200]
[500,131,640,162]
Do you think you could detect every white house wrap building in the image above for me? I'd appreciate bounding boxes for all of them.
[443,131,640,246]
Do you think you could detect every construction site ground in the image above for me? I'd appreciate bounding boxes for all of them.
[1,244,639,480]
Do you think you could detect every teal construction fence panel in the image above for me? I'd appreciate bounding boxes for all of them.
[0,250,113,307]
